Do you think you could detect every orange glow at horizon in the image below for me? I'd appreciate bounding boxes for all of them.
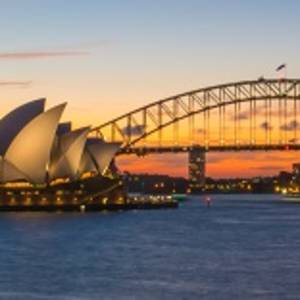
[117,151,298,179]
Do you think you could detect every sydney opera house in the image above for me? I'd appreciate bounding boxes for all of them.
[0,99,125,211]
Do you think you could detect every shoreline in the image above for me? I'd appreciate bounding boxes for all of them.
[0,201,178,212]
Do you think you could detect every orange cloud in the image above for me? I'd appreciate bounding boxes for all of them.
[0,51,89,60]
[0,81,31,88]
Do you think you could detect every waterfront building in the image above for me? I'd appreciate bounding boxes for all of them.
[0,99,124,210]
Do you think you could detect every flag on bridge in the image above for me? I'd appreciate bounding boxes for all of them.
[276,64,286,72]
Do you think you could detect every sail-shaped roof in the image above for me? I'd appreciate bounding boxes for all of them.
[78,148,97,175]
[87,139,121,175]
[5,103,66,184]
[0,100,122,184]
[49,127,90,180]
[0,157,28,182]
[0,99,45,155]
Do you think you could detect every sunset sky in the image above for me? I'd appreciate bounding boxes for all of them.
[1,0,300,178]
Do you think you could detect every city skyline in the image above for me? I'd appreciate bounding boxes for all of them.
[1,0,300,177]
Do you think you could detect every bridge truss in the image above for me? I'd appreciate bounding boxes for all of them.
[91,79,300,154]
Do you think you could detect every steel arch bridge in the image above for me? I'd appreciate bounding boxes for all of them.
[91,78,300,155]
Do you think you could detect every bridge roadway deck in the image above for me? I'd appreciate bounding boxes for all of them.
[119,144,300,155]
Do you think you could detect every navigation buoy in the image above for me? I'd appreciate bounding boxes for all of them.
[205,196,211,208]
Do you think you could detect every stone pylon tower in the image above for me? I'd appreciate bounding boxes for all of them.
[188,147,206,193]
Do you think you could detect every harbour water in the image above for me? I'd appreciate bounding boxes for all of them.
[0,194,300,299]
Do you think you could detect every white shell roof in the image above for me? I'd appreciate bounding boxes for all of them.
[5,103,66,184]
[0,157,28,182]
[0,100,121,184]
[87,140,121,175]
[0,98,45,155]
[49,127,90,180]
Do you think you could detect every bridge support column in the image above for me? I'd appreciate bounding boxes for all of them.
[188,148,206,193]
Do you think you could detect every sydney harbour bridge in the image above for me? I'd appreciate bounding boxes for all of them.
[90,78,300,189]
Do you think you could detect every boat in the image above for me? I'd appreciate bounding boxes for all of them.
[281,193,300,203]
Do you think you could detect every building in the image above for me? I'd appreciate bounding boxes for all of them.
[0,99,124,210]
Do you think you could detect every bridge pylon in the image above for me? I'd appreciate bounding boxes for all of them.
[188,147,206,193]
